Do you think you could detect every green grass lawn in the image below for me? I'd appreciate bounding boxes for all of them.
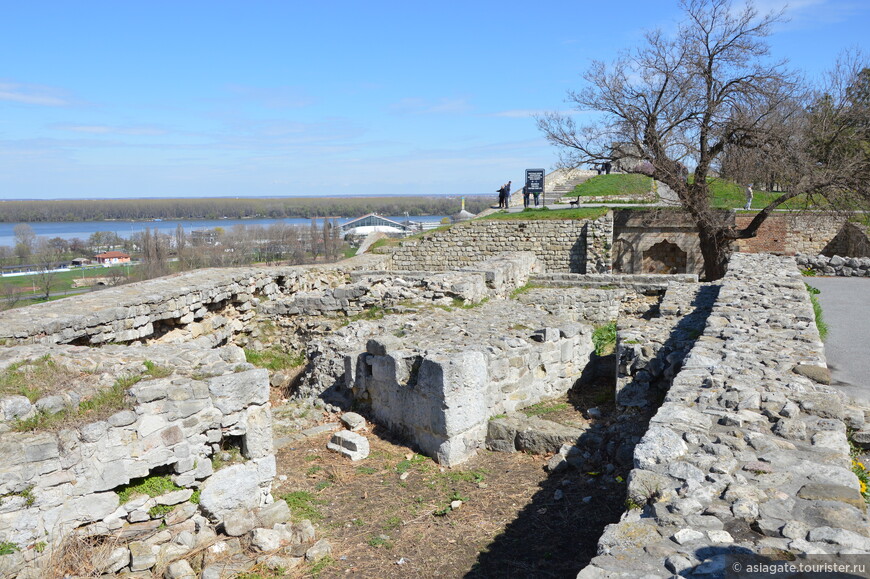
[572,174,653,197]
[1,265,129,291]
[702,178,811,210]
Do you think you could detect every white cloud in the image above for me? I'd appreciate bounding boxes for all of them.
[223,84,314,109]
[0,82,69,106]
[52,124,167,136]
[390,97,472,115]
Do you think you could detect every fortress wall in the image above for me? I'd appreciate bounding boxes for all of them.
[580,253,869,577]
[386,216,613,274]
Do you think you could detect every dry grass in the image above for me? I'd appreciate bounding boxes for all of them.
[272,392,626,578]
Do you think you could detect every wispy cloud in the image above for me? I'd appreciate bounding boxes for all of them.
[0,81,70,106]
[390,97,472,115]
[490,109,544,118]
[749,0,865,28]
[52,124,168,136]
[223,84,315,109]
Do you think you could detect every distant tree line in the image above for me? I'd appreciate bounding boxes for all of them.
[0,195,491,223]
[1,220,349,309]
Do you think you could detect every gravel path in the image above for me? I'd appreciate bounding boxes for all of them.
[804,276,870,406]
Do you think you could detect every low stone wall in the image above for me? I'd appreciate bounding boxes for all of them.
[797,253,870,277]
[302,300,595,465]
[0,259,391,346]
[0,345,274,578]
[259,253,541,320]
[615,282,718,408]
[385,217,613,274]
[580,253,869,577]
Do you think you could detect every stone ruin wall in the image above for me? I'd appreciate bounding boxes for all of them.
[1,211,868,577]
[385,216,614,274]
[0,342,274,578]
[581,253,869,577]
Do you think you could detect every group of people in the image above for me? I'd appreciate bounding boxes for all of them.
[496,180,543,209]
[496,181,512,208]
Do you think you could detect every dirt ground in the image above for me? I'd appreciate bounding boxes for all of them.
[268,382,628,579]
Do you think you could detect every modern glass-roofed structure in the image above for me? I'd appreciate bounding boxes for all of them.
[338,213,412,236]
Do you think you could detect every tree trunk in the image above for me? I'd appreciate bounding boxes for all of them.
[697,226,730,281]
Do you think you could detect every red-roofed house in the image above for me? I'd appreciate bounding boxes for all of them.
[94,251,130,265]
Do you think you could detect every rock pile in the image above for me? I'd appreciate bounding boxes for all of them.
[797,253,870,277]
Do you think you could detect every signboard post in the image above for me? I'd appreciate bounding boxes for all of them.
[525,169,545,207]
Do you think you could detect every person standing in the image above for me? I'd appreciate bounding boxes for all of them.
[501,180,512,209]
[744,184,753,210]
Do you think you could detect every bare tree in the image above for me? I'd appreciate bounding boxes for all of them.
[13,224,36,264]
[537,0,869,279]
[1,281,22,310]
[33,238,64,300]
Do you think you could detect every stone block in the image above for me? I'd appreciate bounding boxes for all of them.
[207,369,269,414]
[327,430,370,461]
[199,462,263,523]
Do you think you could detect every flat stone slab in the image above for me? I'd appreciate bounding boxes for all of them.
[327,430,370,461]
[486,414,585,455]
[340,412,366,431]
[797,484,866,512]
[301,424,337,438]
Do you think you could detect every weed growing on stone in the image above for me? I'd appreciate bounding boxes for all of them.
[142,360,172,378]
[523,401,569,417]
[280,490,325,522]
[0,541,18,556]
[348,306,386,322]
[0,486,35,508]
[13,373,140,432]
[0,355,79,401]
[801,268,817,276]
[189,489,200,504]
[211,446,242,471]
[508,283,542,299]
[116,474,181,504]
[592,322,617,356]
[805,284,828,341]
[451,297,489,309]
[147,504,176,518]
[244,347,304,371]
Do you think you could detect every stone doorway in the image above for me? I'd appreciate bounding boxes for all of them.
[642,240,687,274]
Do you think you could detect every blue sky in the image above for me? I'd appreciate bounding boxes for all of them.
[1,0,867,200]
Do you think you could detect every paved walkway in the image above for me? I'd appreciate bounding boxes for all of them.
[804,276,870,406]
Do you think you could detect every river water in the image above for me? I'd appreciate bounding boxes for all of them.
[0,215,448,248]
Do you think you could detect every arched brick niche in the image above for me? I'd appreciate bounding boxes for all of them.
[642,239,687,274]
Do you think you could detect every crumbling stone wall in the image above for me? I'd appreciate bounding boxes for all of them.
[0,259,391,347]
[0,343,274,578]
[302,300,596,466]
[580,253,869,577]
[385,216,613,274]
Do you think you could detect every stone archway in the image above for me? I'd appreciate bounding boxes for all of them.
[642,239,687,274]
